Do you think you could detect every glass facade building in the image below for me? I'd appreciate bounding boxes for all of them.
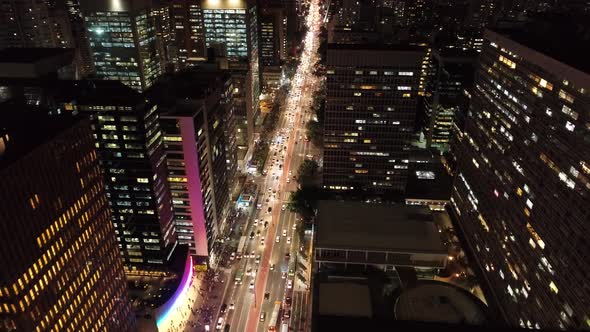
[0,111,135,331]
[81,0,161,91]
[323,45,424,192]
[451,28,590,329]
[148,69,237,267]
[76,81,176,271]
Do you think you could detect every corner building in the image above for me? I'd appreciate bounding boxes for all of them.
[0,111,135,331]
[323,44,424,192]
[75,81,176,272]
[451,27,590,329]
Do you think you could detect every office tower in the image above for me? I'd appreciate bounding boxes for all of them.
[148,68,236,267]
[259,6,286,87]
[81,0,162,92]
[259,7,286,67]
[152,1,175,72]
[450,21,590,329]
[0,0,92,77]
[0,109,135,331]
[323,44,424,192]
[168,0,207,68]
[423,49,476,153]
[202,0,260,149]
[73,80,176,271]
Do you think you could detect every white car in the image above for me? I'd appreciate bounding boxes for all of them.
[287,280,293,289]
[254,219,259,226]
[281,204,286,211]
[249,282,255,290]
[276,236,280,243]
[282,229,287,237]
[287,237,291,244]
[216,317,224,330]
[292,224,297,230]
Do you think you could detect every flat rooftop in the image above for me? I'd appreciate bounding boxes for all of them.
[318,282,372,317]
[0,48,73,63]
[315,201,446,254]
[489,13,590,74]
[395,281,488,324]
[0,103,81,169]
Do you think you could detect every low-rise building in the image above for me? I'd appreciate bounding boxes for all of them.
[314,201,447,275]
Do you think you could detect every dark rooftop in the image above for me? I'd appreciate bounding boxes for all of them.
[315,201,446,254]
[490,13,590,73]
[55,80,144,106]
[146,67,230,107]
[0,102,82,169]
[0,48,74,63]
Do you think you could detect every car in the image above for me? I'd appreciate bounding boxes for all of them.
[220,303,227,314]
[264,221,269,228]
[255,255,261,264]
[249,231,255,239]
[268,207,272,213]
[229,303,235,310]
[270,264,275,271]
[282,272,287,279]
[260,312,266,322]
[230,252,235,260]
[285,297,292,306]
[283,310,291,319]
[293,224,297,230]
[249,282,255,290]
[250,251,256,258]
[216,317,224,330]
[257,203,262,209]
[282,204,286,211]
[287,280,293,289]
[276,236,280,243]
[247,267,253,276]
[260,239,265,246]
[264,292,270,299]
[282,229,287,236]
[256,230,261,237]
[287,237,291,244]
[285,253,290,260]
[254,219,259,226]
[287,178,290,183]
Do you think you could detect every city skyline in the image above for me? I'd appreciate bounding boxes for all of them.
[1,0,589,331]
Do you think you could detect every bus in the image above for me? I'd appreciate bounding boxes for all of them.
[268,301,281,331]
[234,271,244,285]
[236,236,247,259]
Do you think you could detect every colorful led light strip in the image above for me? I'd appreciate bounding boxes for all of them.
[156,255,193,329]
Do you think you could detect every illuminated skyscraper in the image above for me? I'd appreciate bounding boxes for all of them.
[81,0,162,91]
[451,21,590,329]
[148,68,237,267]
[202,0,260,149]
[74,80,176,271]
[0,109,135,331]
[169,0,207,68]
[323,44,424,192]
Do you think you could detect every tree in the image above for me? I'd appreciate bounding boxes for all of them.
[296,159,319,186]
[287,186,327,221]
[306,120,323,147]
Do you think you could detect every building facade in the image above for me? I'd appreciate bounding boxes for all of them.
[451,28,590,329]
[75,81,176,272]
[202,0,260,151]
[323,44,424,192]
[424,49,476,153]
[169,0,207,68]
[81,0,162,91]
[0,110,135,331]
[148,68,236,267]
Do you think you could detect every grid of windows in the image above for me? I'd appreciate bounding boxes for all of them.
[323,47,423,192]
[451,31,590,330]
[0,117,135,331]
